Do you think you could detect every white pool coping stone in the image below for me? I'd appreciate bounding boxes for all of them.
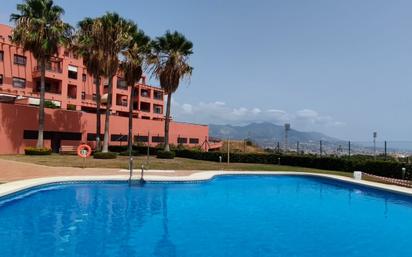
[1,171,412,198]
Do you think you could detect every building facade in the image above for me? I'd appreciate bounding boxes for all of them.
[0,24,214,154]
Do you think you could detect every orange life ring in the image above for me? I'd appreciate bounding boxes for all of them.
[77,144,92,158]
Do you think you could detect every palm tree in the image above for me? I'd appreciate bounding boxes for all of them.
[74,17,104,151]
[120,27,151,171]
[94,13,136,153]
[10,0,72,148]
[151,31,193,152]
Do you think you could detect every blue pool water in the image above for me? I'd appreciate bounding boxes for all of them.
[1,175,412,257]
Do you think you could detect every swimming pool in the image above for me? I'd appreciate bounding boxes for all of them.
[0,175,411,257]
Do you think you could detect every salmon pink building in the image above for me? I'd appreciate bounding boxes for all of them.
[0,24,214,154]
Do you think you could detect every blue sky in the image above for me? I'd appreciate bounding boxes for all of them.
[1,0,412,141]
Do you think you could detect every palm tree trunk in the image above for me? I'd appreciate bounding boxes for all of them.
[95,76,101,151]
[36,59,46,148]
[102,76,113,153]
[164,92,172,152]
[128,86,135,177]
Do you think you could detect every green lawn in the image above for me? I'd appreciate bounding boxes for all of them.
[0,154,350,177]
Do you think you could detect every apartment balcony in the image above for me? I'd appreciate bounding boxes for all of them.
[153,90,163,101]
[34,79,62,95]
[140,101,151,113]
[153,104,163,115]
[116,100,128,107]
[140,89,151,98]
[32,65,63,80]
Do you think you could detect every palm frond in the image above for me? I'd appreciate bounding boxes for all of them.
[149,30,193,94]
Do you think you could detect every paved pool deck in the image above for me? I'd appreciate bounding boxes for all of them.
[1,158,412,198]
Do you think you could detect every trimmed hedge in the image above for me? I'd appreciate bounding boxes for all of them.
[157,150,176,159]
[93,152,118,159]
[106,146,411,179]
[109,145,160,155]
[173,150,412,179]
[24,147,52,155]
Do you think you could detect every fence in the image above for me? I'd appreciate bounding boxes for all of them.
[250,139,412,159]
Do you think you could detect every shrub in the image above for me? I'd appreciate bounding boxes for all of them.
[108,145,128,152]
[157,150,176,159]
[173,150,412,179]
[93,152,117,159]
[24,147,52,155]
[44,100,60,109]
[119,150,140,156]
[108,145,160,155]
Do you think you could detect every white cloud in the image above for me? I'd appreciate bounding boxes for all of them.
[181,103,193,113]
[171,100,345,130]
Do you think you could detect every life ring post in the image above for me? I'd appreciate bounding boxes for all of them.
[77,144,92,169]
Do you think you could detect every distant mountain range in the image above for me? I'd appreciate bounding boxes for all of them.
[209,122,339,147]
[209,122,412,154]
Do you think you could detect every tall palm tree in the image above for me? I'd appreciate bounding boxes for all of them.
[151,31,193,152]
[10,0,72,148]
[94,12,135,153]
[120,27,151,171]
[73,17,104,151]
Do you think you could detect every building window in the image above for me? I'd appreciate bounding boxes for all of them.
[153,105,163,114]
[117,77,127,89]
[68,65,78,80]
[14,54,26,66]
[23,130,81,140]
[35,80,61,94]
[67,84,77,99]
[82,73,87,82]
[0,51,4,61]
[134,135,149,143]
[111,134,128,142]
[116,94,128,106]
[141,89,150,97]
[140,102,150,112]
[177,137,188,144]
[23,130,38,139]
[152,136,164,143]
[0,74,3,85]
[81,92,86,100]
[154,90,163,100]
[12,77,26,88]
[189,138,199,144]
[92,93,96,101]
[87,133,104,141]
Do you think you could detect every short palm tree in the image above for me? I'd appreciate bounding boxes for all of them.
[94,13,136,153]
[74,17,105,151]
[120,27,151,169]
[10,0,72,148]
[151,31,193,152]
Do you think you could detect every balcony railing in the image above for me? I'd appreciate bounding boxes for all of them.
[116,100,128,107]
[33,65,63,73]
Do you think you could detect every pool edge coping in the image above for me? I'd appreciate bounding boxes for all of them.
[1,171,412,198]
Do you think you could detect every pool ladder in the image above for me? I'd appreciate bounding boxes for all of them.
[128,164,146,186]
